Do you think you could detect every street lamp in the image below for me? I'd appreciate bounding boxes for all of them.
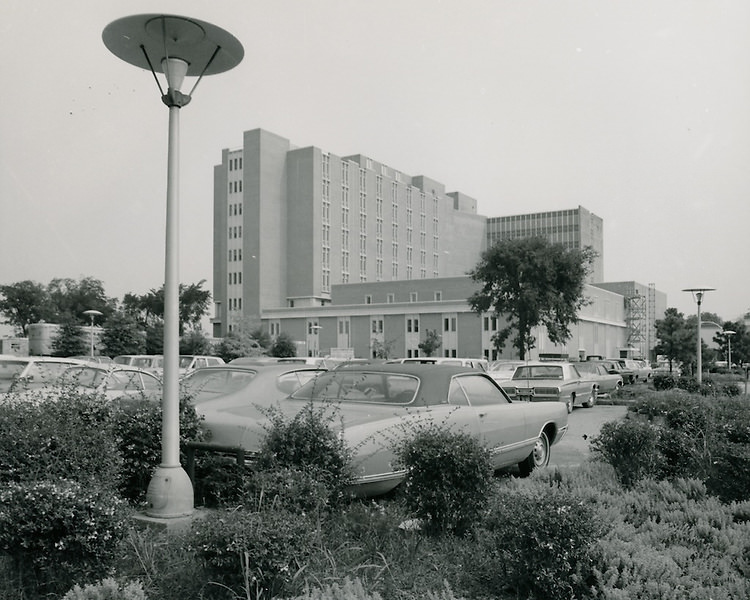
[682,287,715,384]
[724,330,736,370]
[82,309,103,357]
[103,14,243,519]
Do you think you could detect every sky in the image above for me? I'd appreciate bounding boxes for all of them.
[2,0,749,323]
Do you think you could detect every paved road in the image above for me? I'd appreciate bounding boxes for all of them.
[549,404,628,468]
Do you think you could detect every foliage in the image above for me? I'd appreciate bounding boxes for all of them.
[112,395,205,502]
[63,578,147,600]
[466,481,606,599]
[468,236,596,359]
[370,337,396,359]
[189,507,316,599]
[214,328,263,362]
[52,319,89,357]
[0,389,122,489]
[0,280,54,335]
[712,319,750,367]
[289,578,384,600]
[256,403,353,504]
[269,331,299,357]
[393,424,493,535]
[653,372,677,390]
[654,308,695,374]
[417,329,442,357]
[122,280,211,335]
[241,467,333,515]
[0,480,129,597]
[590,417,662,487]
[100,310,146,357]
[180,328,213,355]
[47,276,115,324]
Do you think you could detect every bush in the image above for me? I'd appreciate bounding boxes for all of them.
[467,482,605,599]
[0,480,129,597]
[63,578,147,600]
[189,507,316,599]
[256,402,353,505]
[393,424,493,536]
[113,395,205,502]
[590,417,662,487]
[241,467,332,515]
[0,389,122,490]
[653,372,677,390]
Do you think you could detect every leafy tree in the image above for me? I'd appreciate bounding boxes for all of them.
[249,326,272,352]
[270,332,298,358]
[713,320,750,367]
[47,276,114,323]
[468,237,596,359]
[180,329,213,355]
[0,280,54,335]
[51,320,88,357]
[100,311,145,357]
[418,329,442,357]
[122,280,211,335]
[654,308,694,372]
[371,338,396,359]
[213,329,262,362]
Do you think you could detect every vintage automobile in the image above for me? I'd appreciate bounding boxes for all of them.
[600,359,636,384]
[59,364,163,402]
[183,363,327,405]
[0,355,88,393]
[198,363,569,497]
[500,361,597,413]
[574,361,623,397]
[487,360,527,384]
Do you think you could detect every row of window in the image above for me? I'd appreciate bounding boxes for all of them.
[228,225,242,239]
[228,156,243,171]
[229,180,242,194]
[364,291,443,304]
[228,271,242,285]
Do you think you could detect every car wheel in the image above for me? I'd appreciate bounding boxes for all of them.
[518,431,550,477]
[582,388,596,408]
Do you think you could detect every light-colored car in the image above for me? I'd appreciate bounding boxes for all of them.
[574,361,623,396]
[199,363,569,497]
[0,355,88,393]
[178,355,225,376]
[487,360,527,384]
[113,354,163,375]
[605,359,637,384]
[388,357,489,370]
[500,362,597,413]
[59,364,163,402]
[633,360,653,381]
[183,363,327,405]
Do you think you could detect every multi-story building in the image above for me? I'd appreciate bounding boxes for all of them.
[212,128,662,360]
[486,207,604,283]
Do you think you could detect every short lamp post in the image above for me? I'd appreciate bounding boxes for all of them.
[724,330,735,371]
[682,287,715,384]
[83,309,103,357]
[103,14,243,519]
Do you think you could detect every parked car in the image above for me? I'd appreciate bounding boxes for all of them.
[633,359,653,381]
[500,362,597,413]
[603,359,637,384]
[178,355,225,376]
[112,354,163,375]
[199,363,569,497]
[487,360,527,384]
[387,357,489,370]
[183,363,327,405]
[574,361,623,396]
[59,364,162,402]
[70,355,114,365]
[0,355,88,393]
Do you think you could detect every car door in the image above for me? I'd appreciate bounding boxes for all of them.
[452,373,531,467]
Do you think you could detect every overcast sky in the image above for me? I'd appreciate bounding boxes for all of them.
[2,0,749,322]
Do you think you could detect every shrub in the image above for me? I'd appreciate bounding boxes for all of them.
[590,417,662,487]
[653,373,676,390]
[393,424,493,536]
[0,480,129,596]
[189,507,316,599]
[0,389,122,490]
[256,402,353,505]
[62,577,147,600]
[241,467,332,515]
[467,482,605,599]
[113,395,205,502]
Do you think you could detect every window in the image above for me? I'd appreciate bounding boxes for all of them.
[371,319,383,333]
[386,293,395,303]
[409,292,418,302]
[365,295,372,304]
[434,291,442,302]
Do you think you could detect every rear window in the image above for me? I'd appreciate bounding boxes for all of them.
[291,371,419,404]
[513,366,563,380]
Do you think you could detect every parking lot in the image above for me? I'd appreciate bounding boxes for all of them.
[549,404,629,468]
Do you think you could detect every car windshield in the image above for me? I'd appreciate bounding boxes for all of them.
[61,367,107,388]
[513,365,564,380]
[0,360,27,381]
[291,371,419,404]
[182,368,258,399]
[179,357,195,368]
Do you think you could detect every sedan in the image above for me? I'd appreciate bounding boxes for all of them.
[500,362,597,413]
[0,355,88,393]
[574,361,623,396]
[59,364,163,402]
[183,363,327,405]
[199,363,569,497]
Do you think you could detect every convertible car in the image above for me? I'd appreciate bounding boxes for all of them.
[198,363,568,497]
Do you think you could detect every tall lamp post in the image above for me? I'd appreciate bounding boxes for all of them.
[724,330,735,371]
[83,309,103,357]
[682,287,715,384]
[103,14,243,519]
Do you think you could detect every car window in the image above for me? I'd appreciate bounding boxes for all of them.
[513,365,563,380]
[448,379,469,406]
[0,360,27,382]
[26,362,73,382]
[292,372,418,404]
[141,373,161,391]
[456,374,510,406]
[570,365,582,378]
[63,367,104,388]
[183,369,257,397]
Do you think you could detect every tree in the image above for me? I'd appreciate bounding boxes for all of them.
[270,332,298,358]
[122,280,211,335]
[47,276,115,323]
[418,329,442,357]
[0,280,53,335]
[468,237,596,359]
[51,320,88,357]
[100,311,146,357]
[180,329,213,356]
[713,320,750,367]
[654,308,694,373]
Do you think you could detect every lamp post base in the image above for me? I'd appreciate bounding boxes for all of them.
[145,465,194,518]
